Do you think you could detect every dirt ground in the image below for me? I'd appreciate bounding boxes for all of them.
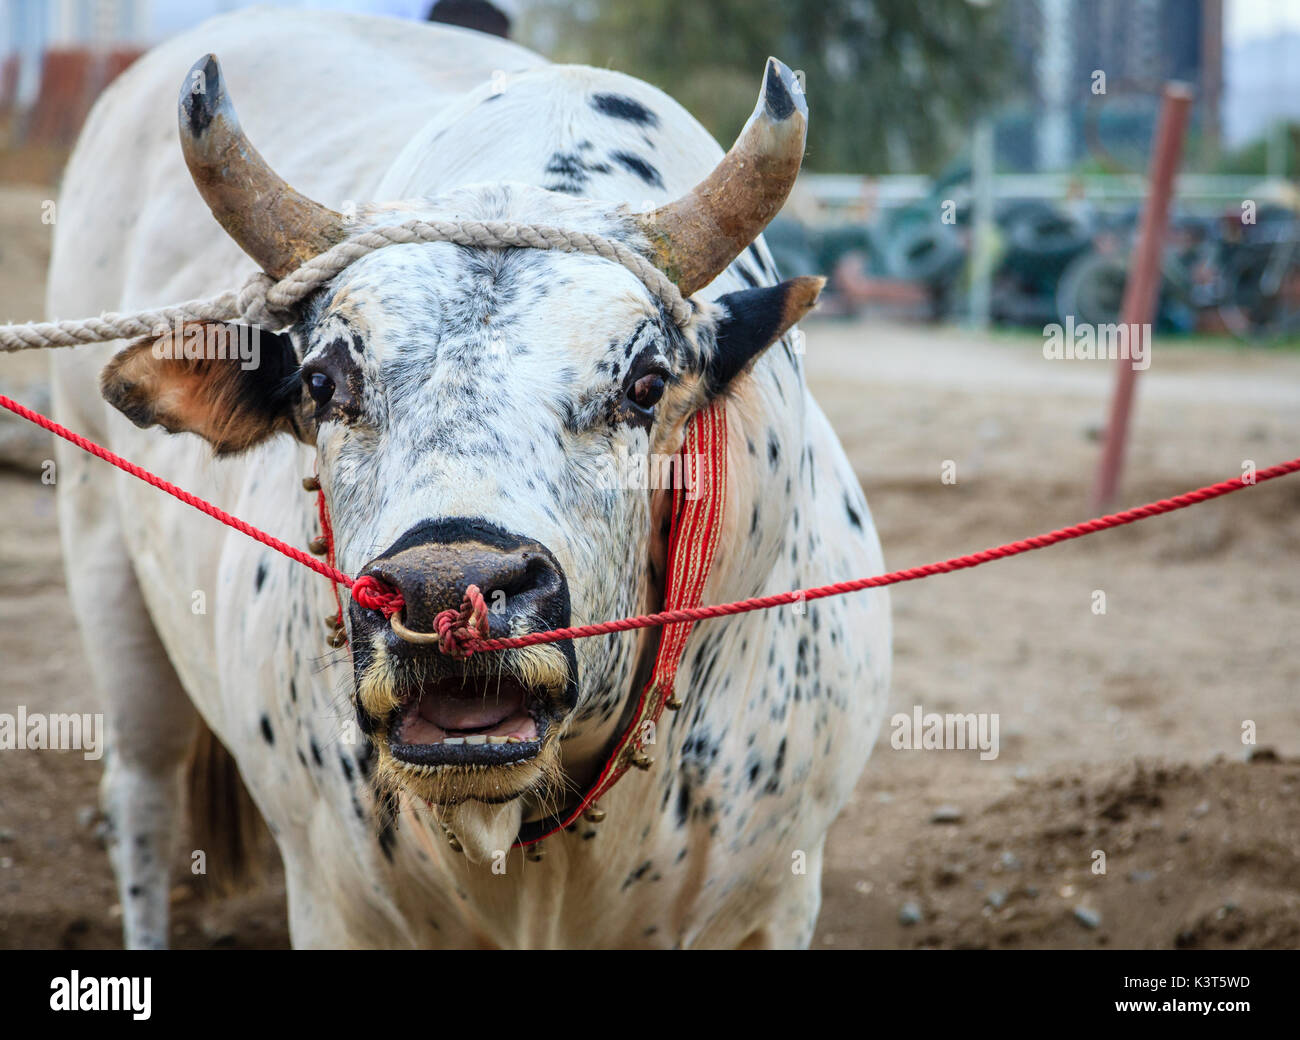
[2,184,1299,949]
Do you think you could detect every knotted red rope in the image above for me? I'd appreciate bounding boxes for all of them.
[351,574,404,616]
[3,392,1297,657]
[438,584,489,657]
[351,575,487,655]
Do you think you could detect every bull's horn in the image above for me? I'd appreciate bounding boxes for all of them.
[178,54,346,280]
[636,57,807,296]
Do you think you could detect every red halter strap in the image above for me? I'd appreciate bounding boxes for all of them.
[513,399,728,846]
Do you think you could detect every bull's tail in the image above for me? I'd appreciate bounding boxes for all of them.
[186,719,268,896]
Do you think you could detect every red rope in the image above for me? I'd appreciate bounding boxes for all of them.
[352,574,404,615]
[464,455,1300,652]
[0,393,354,587]
[435,583,489,657]
[4,392,1296,656]
[317,474,347,638]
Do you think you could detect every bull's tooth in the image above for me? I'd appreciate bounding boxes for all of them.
[506,736,523,743]
[465,734,487,745]
[443,737,465,745]
[487,735,508,744]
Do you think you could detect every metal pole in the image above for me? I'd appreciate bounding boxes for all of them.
[967,116,994,330]
[1090,82,1194,511]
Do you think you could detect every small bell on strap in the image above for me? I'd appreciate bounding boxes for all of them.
[438,820,463,854]
[631,749,654,771]
[525,841,545,862]
[324,614,347,648]
[582,803,607,824]
[308,535,328,556]
[302,475,321,492]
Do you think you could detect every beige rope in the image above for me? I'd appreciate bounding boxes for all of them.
[0,291,246,352]
[0,218,691,354]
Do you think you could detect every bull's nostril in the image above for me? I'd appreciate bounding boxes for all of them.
[354,527,567,639]
[352,574,404,617]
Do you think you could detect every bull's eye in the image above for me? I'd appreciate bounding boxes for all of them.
[304,370,335,407]
[628,373,666,410]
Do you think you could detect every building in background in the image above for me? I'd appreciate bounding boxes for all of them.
[1001,0,1222,172]
[2,0,149,146]
[1223,30,1300,155]
[0,0,467,148]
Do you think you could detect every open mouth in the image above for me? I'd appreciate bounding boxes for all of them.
[387,675,548,767]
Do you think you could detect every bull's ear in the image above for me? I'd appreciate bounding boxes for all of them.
[100,321,306,455]
[705,275,824,394]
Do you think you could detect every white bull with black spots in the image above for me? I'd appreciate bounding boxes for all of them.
[49,8,890,949]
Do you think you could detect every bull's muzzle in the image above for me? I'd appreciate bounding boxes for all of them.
[347,518,578,785]
[354,517,570,643]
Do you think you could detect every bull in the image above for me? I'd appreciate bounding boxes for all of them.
[48,8,890,948]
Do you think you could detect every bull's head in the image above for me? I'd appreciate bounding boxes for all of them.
[101,54,820,836]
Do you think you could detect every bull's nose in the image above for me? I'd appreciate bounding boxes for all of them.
[357,519,568,637]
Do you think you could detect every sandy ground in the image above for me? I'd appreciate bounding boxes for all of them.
[2,185,1299,949]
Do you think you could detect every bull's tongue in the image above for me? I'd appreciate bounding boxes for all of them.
[418,687,523,731]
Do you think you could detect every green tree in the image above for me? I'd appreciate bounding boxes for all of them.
[522,0,1011,174]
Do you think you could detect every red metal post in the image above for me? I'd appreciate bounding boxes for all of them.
[1090,82,1195,511]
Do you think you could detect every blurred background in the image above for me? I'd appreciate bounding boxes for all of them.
[3,0,1300,341]
[2,1,1298,950]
